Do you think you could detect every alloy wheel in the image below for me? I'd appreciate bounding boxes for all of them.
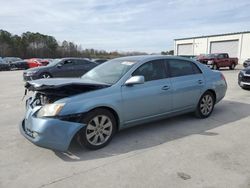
[86,115,113,146]
[200,95,214,116]
[41,73,51,78]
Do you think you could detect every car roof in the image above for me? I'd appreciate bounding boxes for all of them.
[61,57,90,60]
[113,55,195,63]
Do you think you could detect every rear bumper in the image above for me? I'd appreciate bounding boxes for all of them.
[19,106,85,151]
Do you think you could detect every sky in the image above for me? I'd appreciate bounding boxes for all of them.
[0,0,250,53]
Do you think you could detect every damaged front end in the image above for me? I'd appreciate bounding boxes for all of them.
[20,78,110,151]
[24,78,110,108]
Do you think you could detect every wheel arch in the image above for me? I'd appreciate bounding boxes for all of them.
[204,89,216,102]
[89,106,120,130]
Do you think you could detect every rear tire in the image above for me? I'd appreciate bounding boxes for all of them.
[195,91,215,118]
[77,109,117,150]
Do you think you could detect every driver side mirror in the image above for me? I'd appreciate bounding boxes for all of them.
[125,76,145,86]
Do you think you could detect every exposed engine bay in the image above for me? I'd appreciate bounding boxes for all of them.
[24,78,110,107]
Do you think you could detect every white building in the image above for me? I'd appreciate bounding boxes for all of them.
[174,31,250,64]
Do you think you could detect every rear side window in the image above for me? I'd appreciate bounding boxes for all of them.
[75,59,90,65]
[132,59,167,82]
[168,60,201,77]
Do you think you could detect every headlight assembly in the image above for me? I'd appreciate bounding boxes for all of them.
[26,71,37,76]
[36,103,65,118]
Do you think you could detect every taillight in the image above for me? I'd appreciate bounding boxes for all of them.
[221,73,227,86]
[221,73,226,81]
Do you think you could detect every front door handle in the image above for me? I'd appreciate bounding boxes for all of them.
[198,80,203,84]
[162,85,170,90]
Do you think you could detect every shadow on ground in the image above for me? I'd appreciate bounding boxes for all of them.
[54,100,250,161]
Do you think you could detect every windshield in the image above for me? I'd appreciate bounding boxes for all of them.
[205,54,217,58]
[81,59,137,84]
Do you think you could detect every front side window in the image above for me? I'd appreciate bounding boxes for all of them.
[218,54,228,58]
[132,60,167,82]
[63,59,74,66]
[168,60,201,77]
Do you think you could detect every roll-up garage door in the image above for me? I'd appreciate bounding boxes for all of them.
[177,43,193,55]
[210,40,239,58]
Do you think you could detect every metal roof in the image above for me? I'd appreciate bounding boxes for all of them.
[174,31,250,41]
[112,55,195,62]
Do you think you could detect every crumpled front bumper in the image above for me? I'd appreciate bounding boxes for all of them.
[19,106,86,151]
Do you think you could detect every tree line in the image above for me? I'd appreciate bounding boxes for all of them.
[0,30,150,59]
[0,30,174,59]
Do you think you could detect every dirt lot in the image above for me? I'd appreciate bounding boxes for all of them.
[0,67,250,188]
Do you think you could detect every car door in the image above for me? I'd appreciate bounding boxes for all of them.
[217,54,227,67]
[167,59,205,111]
[53,59,75,77]
[121,59,173,123]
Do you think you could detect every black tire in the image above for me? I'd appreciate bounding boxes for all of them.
[39,72,52,79]
[229,64,235,70]
[77,109,117,150]
[10,64,17,70]
[195,91,215,118]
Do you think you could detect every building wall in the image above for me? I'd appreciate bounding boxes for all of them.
[193,38,208,55]
[240,33,250,63]
[174,32,250,64]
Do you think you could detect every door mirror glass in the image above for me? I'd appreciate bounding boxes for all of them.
[125,76,145,86]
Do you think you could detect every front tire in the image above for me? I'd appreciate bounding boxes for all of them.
[77,109,117,150]
[39,73,52,79]
[10,64,17,70]
[195,91,215,118]
[212,64,219,70]
[229,64,235,70]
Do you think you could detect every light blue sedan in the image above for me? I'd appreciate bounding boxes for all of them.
[20,55,227,151]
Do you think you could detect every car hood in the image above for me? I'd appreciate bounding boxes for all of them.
[25,78,110,91]
[24,66,49,73]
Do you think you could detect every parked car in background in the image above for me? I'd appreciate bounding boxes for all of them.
[198,53,238,70]
[23,58,98,81]
[26,58,49,68]
[43,58,54,63]
[243,59,250,68]
[3,57,22,64]
[93,59,109,64]
[10,60,29,70]
[0,59,10,71]
[20,55,227,151]
[238,67,250,89]
[179,55,197,60]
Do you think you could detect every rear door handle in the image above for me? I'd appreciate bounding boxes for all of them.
[198,80,203,84]
[162,85,170,90]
